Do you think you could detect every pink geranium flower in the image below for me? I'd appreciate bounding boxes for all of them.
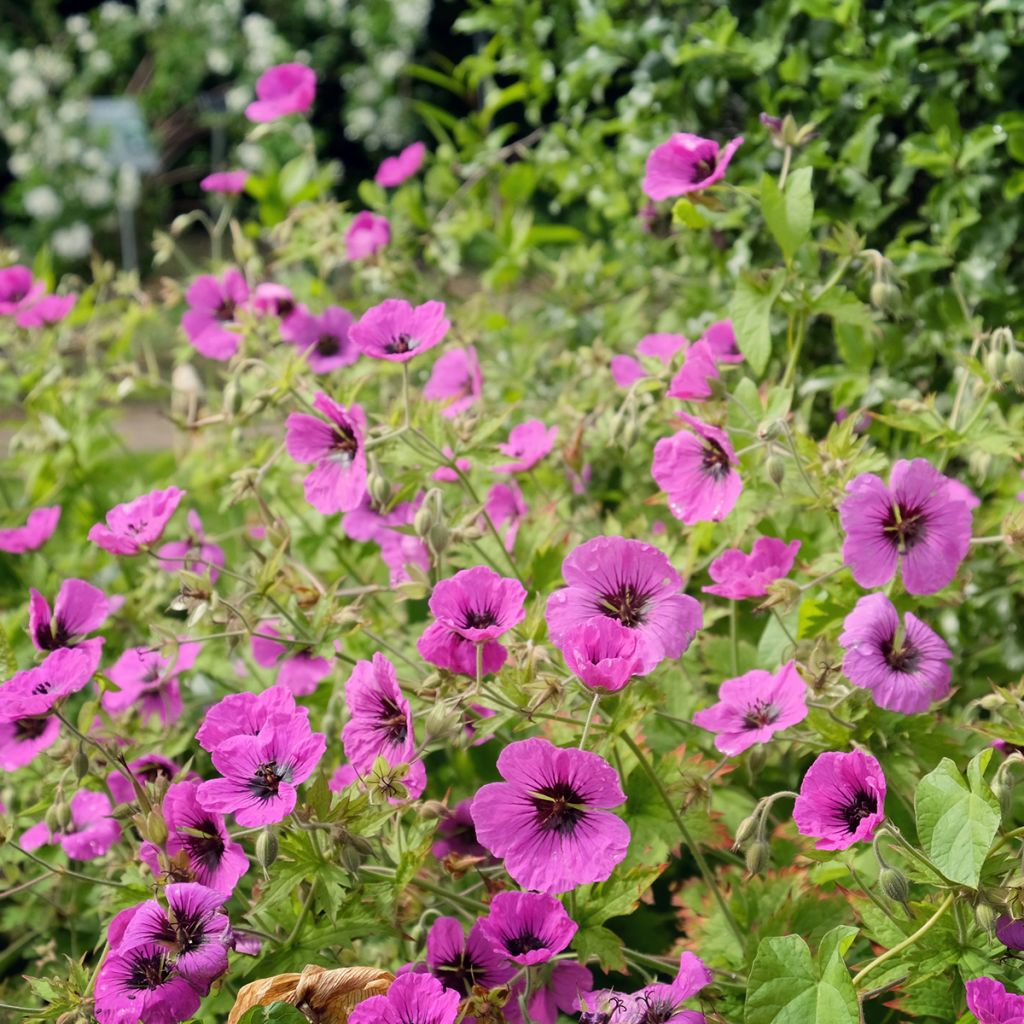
[155,510,225,581]
[197,714,326,826]
[506,962,594,1024]
[423,345,481,417]
[611,332,690,389]
[285,392,367,514]
[181,268,248,360]
[345,211,391,261]
[839,593,952,714]
[0,645,102,720]
[341,495,431,585]
[497,420,558,473]
[0,505,60,554]
[840,458,973,595]
[0,265,38,313]
[200,170,249,194]
[349,299,450,362]
[350,973,459,1024]
[102,640,200,726]
[15,293,76,327]
[432,799,489,860]
[471,737,630,893]
[0,714,61,770]
[251,620,332,697]
[374,141,426,187]
[666,338,723,401]
[420,916,514,997]
[251,282,301,323]
[703,537,801,600]
[283,306,358,373]
[21,789,120,860]
[196,685,306,753]
[643,132,744,200]
[966,977,1024,1023]
[478,891,578,966]
[484,480,527,551]
[89,487,186,555]
[792,750,886,851]
[29,578,108,651]
[245,62,316,122]
[106,755,184,805]
[580,953,710,1024]
[432,448,471,483]
[652,413,742,523]
[692,661,808,755]
[559,618,644,693]
[545,536,702,674]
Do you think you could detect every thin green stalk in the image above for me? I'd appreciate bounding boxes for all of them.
[284,883,317,946]
[729,603,739,676]
[619,733,744,950]
[19,846,135,891]
[852,893,953,987]
[578,692,600,750]
[778,145,793,189]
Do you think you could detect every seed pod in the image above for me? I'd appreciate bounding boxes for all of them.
[419,800,449,821]
[72,744,90,780]
[1007,350,1024,389]
[223,379,243,416]
[879,867,910,904]
[340,844,365,875]
[745,840,770,876]
[256,827,279,875]
[45,803,64,833]
[413,503,435,538]
[766,455,785,488]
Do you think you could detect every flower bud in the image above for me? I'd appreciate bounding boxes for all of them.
[145,809,169,847]
[419,800,450,820]
[72,744,90,780]
[870,280,900,311]
[45,803,64,834]
[340,844,365,875]
[1007,350,1024,390]
[733,812,761,849]
[985,350,1006,382]
[367,466,391,507]
[619,418,639,452]
[427,522,450,558]
[879,867,910,904]
[745,840,770,876]
[975,901,997,933]
[223,379,243,416]
[413,503,435,539]
[256,827,278,875]
[766,455,785,488]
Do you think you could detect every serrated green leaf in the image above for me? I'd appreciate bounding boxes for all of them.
[728,270,786,376]
[761,168,814,262]
[573,924,626,972]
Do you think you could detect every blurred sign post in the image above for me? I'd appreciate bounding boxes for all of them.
[87,98,160,273]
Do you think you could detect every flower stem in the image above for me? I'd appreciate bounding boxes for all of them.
[729,603,739,676]
[402,363,412,429]
[778,145,793,189]
[619,732,744,950]
[578,692,600,750]
[852,892,954,988]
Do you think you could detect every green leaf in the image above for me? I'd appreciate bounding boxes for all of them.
[238,1001,308,1024]
[573,924,626,972]
[672,197,709,228]
[728,270,786,376]
[575,862,663,927]
[915,756,1000,888]
[761,168,814,262]
[745,930,859,1024]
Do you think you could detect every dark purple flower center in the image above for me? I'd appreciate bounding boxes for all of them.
[152,905,210,956]
[531,780,587,836]
[505,931,545,956]
[597,582,653,628]
[276,298,296,318]
[700,438,732,480]
[248,761,290,800]
[462,607,499,630]
[694,158,715,180]
[214,299,236,322]
[180,817,226,875]
[375,696,409,746]
[385,332,414,354]
[331,425,358,458]
[316,333,341,357]
[882,502,927,554]
[881,635,921,673]
[30,676,55,696]
[434,950,489,996]
[126,949,175,991]
[636,995,676,1024]
[35,616,72,651]
[14,716,50,741]
[742,701,779,730]
[837,788,877,834]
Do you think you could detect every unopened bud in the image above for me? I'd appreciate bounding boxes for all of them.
[340,844,365,874]
[733,812,761,849]
[423,702,457,740]
[419,800,449,820]
[975,901,997,933]
[985,350,1006,382]
[619,418,639,452]
[223,379,243,416]
[766,455,785,488]
[1007,350,1024,390]
[145,810,169,847]
[367,466,391,507]
[45,803,63,833]
[427,522,450,558]
[879,867,910,904]
[870,280,900,311]
[745,840,770,876]
[413,504,435,538]
[746,745,767,776]
[346,834,374,857]
[256,827,278,874]
[993,775,1013,818]
[72,745,90,780]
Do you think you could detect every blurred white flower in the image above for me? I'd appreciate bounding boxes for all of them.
[88,50,114,75]
[8,153,32,177]
[66,15,90,34]
[80,177,114,208]
[8,76,47,108]
[24,186,62,220]
[52,223,93,260]
[207,48,233,75]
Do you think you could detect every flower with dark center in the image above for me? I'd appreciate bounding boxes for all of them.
[478,890,577,967]
[29,580,109,651]
[793,750,886,851]
[643,132,743,199]
[424,917,513,997]
[350,298,450,364]
[531,781,587,836]
[181,268,249,361]
[94,940,206,1024]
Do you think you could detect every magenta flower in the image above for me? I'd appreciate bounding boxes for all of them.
[107,755,184,805]
[0,505,60,553]
[418,621,508,678]
[285,392,367,514]
[996,918,1024,951]
[703,538,801,600]
[0,645,101,720]
[966,978,1024,1024]
[200,170,249,194]
[652,414,742,524]
[497,419,558,473]
[471,736,630,893]
[88,486,186,555]
[432,799,489,860]
[840,459,973,595]
[0,714,61,770]
[342,495,430,585]
[432,448,472,483]
[21,789,121,860]
[424,345,482,417]
[284,306,358,373]
[342,653,425,799]
[155,510,225,581]
[506,962,594,1024]
[560,618,645,693]
[692,661,808,756]
[839,593,951,714]
[251,282,301,322]
[181,268,248,360]
[479,890,577,966]
[424,916,514,997]
[643,132,744,200]
[196,685,306,752]
[197,714,326,826]
[581,952,711,1024]
[545,536,702,675]
[29,578,108,651]
[245,62,316,122]
[666,339,722,401]
[345,211,391,261]
[428,566,527,643]
[0,264,38,313]
[15,292,76,327]
[140,781,248,894]
[611,332,689,389]
[349,299,450,362]
[94,940,205,1024]
[351,972,460,1024]
[793,750,886,851]
[701,319,742,361]
[251,620,332,697]
[484,480,527,552]
[102,641,200,726]
[375,141,427,187]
